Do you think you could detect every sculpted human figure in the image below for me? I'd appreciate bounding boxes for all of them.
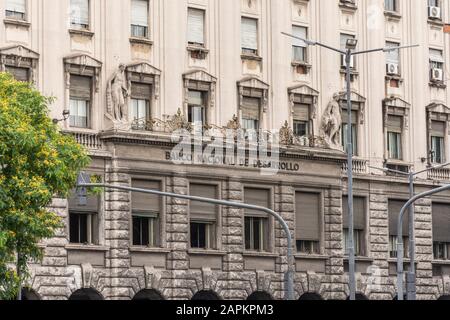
[321,93,343,150]
[107,64,129,122]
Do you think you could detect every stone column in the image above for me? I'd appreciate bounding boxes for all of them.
[165,174,190,299]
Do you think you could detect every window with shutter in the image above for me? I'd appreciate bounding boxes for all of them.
[387,115,403,160]
[69,74,91,128]
[292,25,307,62]
[187,8,205,46]
[295,192,321,254]
[68,189,99,245]
[244,188,270,252]
[342,196,366,256]
[70,0,90,30]
[341,108,358,156]
[131,180,161,247]
[131,0,149,38]
[5,0,26,20]
[241,97,260,130]
[189,184,217,249]
[388,200,410,258]
[241,17,258,55]
[430,120,446,164]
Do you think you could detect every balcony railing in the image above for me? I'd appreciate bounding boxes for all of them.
[342,158,368,175]
[428,168,450,181]
[66,131,104,150]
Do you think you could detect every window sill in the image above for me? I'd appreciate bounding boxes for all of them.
[428,18,444,27]
[243,251,278,258]
[241,54,263,62]
[432,260,450,266]
[3,18,30,28]
[384,11,402,20]
[388,258,412,264]
[294,254,328,261]
[129,246,170,254]
[344,256,373,263]
[340,68,359,76]
[339,1,357,11]
[429,81,447,89]
[291,61,312,68]
[188,249,227,256]
[64,128,98,135]
[65,244,109,252]
[129,37,153,45]
[187,45,209,53]
[68,28,94,38]
[385,74,403,82]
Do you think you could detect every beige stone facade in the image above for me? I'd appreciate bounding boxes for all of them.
[3,0,450,300]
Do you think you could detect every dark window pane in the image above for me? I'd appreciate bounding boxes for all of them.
[245,218,251,250]
[133,216,141,246]
[190,223,206,249]
[141,217,150,246]
[293,121,308,137]
[253,218,260,251]
[79,214,88,244]
[69,213,80,243]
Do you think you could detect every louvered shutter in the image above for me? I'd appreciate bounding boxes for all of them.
[70,75,91,100]
[295,192,320,241]
[293,103,309,121]
[131,0,148,26]
[387,115,402,132]
[292,25,307,47]
[5,66,29,82]
[244,188,270,218]
[342,109,358,125]
[71,0,89,26]
[190,184,217,222]
[431,121,446,137]
[131,82,151,100]
[343,196,366,230]
[132,180,161,217]
[6,0,26,13]
[68,189,99,213]
[187,8,204,45]
[432,203,450,242]
[388,200,409,236]
[241,17,258,50]
[242,97,260,120]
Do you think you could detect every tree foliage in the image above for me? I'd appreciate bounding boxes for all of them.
[0,73,91,299]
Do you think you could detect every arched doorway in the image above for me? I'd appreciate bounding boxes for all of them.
[346,293,369,300]
[247,291,274,300]
[438,295,450,300]
[299,292,323,301]
[133,289,165,300]
[21,288,41,300]
[191,290,220,301]
[69,288,103,300]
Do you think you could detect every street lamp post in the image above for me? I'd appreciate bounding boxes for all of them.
[370,162,450,300]
[281,31,418,300]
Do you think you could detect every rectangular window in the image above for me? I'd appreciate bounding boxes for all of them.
[5,0,26,20]
[429,0,440,8]
[384,0,397,12]
[341,109,358,156]
[292,25,307,63]
[430,49,444,81]
[342,196,366,256]
[131,0,149,38]
[70,0,90,30]
[69,74,91,128]
[293,103,310,137]
[188,90,206,128]
[130,82,151,130]
[388,200,410,258]
[131,180,161,247]
[340,34,355,68]
[241,17,258,55]
[295,192,320,254]
[190,184,218,250]
[187,8,205,46]
[241,97,260,130]
[431,120,446,164]
[68,189,99,245]
[387,115,403,160]
[244,188,270,252]
[432,203,450,260]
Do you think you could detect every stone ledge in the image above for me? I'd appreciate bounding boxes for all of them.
[68,28,94,38]
[129,247,171,254]
[65,244,109,252]
[3,18,30,28]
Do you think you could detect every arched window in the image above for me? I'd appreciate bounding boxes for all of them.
[299,292,323,301]
[247,291,274,301]
[346,293,369,300]
[133,289,165,300]
[69,288,103,300]
[191,290,220,301]
[21,288,41,300]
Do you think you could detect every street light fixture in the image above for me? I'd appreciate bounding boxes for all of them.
[281,31,419,300]
[369,161,450,300]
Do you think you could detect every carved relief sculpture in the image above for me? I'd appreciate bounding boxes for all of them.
[321,94,343,151]
[106,64,130,128]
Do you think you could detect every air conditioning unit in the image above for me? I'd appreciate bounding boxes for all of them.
[341,54,354,68]
[431,68,444,81]
[429,6,441,19]
[386,63,399,75]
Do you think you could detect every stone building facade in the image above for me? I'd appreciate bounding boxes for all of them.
[2,0,450,300]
